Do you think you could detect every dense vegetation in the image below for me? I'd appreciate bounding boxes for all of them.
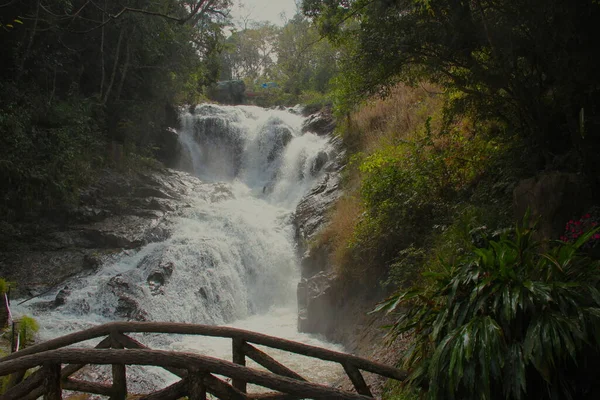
[218,13,339,107]
[3,0,600,398]
[0,0,229,220]
[299,0,600,398]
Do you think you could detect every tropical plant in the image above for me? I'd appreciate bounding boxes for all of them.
[375,221,600,399]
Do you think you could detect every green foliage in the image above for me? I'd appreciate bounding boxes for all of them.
[382,380,422,400]
[0,91,104,219]
[376,222,600,399]
[18,316,39,347]
[346,107,502,282]
[219,13,339,107]
[0,279,14,295]
[0,280,8,296]
[0,0,231,221]
[303,0,600,183]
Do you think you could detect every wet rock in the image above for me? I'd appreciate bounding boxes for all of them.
[301,111,335,136]
[54,287,71,306]
[108,274,132,291]
[295,172,343,249]
[297,271,339,334]
[264,124,293,162]
[133,186,179,200]
[83,253,103,271]
[115,296,149,321]
[0,166,208,297]
[197,287,208,300]
[108,274,149,320]
[310,151,329,176]
[147,262,174,294]
[70,207,111,223]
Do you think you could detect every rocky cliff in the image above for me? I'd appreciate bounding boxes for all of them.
[0,168,229,300]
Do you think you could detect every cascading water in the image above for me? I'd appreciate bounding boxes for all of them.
[14,104,343,393]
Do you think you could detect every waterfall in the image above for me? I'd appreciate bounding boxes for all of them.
[14,104,342,392]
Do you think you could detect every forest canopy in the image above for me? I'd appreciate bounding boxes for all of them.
[302,0,600,184]
[0,0,230,219]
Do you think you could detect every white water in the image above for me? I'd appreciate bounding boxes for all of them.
[14,104,343,394]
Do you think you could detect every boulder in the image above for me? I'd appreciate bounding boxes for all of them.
[147,261,174,295]
[108,274,149,321]
[265,125,293,162]
[301,111,336,136]
[297,272,339,334]
[310,151,329,176]
[513,171,592,239]
[54,286,71,306]
[208,80,246,105]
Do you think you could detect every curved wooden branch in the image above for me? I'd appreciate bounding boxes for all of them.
[0,348,372,400]
[0,322,407,382]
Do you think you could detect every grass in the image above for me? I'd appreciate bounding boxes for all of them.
[314,83,447,282]
[341,83,443,154]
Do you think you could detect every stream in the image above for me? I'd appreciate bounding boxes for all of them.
[13,104,343,395]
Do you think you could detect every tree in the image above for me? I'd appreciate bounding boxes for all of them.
[0,0,231,220]
[274,13,338,95]
[220,22,279,80]
[303,0,600,183]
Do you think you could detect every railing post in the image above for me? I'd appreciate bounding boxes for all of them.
[187,368,207,400]
[110,332,127,400]
[43,362,62,400]
[232,337,247,393]
[343,363,373,397]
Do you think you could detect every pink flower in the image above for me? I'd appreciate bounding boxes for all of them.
[594,234,600,240]
[585,214,591,219]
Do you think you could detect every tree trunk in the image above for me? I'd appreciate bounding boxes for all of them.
[115,29,133,101]
[16,0,41,82]
[100,0,107,97]
[103,27,125,105]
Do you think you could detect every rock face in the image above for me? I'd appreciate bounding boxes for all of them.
[294,112,348,335]
[294,136,345,278]
[301,109,336,136]
[513,171,592,239]
[0,168,206,298]
[297,271,339,334]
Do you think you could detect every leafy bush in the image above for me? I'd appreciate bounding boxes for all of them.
[376,222,600,399]
[319,84,514,289]
[347,108,500,282]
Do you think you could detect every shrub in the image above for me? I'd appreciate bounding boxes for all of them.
[0,279,9,295]
[376,221,600,399]
[18,316,39,347]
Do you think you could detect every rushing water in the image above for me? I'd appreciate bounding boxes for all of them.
[13,104,344,394]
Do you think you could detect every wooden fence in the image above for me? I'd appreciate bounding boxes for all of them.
[0,322,407,400]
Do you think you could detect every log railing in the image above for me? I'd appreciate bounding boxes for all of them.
[0,322,408,399]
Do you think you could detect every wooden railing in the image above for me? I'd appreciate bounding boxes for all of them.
[0,322,408,400]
